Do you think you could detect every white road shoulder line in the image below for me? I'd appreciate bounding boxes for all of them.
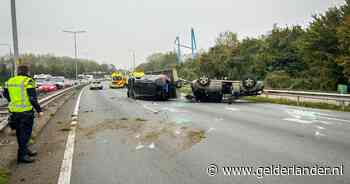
[57,86,86,184]
[57,127,76,184]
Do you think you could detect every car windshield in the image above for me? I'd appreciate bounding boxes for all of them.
[112,76,122,81]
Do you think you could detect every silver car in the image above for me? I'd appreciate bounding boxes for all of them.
[90,80,103,90]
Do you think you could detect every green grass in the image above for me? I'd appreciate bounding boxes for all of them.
[244,96,350,112]
[0,168,10,184]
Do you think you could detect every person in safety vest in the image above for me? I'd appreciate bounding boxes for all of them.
[3,65,44,164]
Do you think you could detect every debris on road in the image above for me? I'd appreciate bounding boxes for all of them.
[60,127,71,132]
[135,144,145,150]
[79,118,206,155]
[206,127,215,133]
[187,130,206,144]
[135,118,147,122]
[83,109,94,113]
[148,142,155,149]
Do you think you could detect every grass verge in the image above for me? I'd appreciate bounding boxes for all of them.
[180,85,192,94]
[243,96,350,112]
[0,168,10,184]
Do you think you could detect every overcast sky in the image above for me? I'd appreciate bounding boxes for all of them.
[0,0,346,69]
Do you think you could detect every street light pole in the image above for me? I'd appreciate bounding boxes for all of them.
[132,51,136,71]
[63,30,86,80]
[10,0,19,75]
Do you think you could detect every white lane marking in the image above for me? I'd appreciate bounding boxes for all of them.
[316,126,325,130]
[57,127,76,184]
[72,87,84,117]
[322,116,350,123]
[57,86,86,184]
[319,121,331,125]
[226,107,239,111]
[284,118,313,124]
[142,104,159,114]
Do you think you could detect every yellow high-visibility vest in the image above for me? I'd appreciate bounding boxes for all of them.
[5,75,35,112]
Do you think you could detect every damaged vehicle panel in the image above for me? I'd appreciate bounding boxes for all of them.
[127,69,182,101]
[190,76,264,102]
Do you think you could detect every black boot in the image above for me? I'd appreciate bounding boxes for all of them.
[18,155,35,164]
[27,149,38,157]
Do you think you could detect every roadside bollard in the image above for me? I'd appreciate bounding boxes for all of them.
[297,96,300,106]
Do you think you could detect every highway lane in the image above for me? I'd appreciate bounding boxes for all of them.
[70,83,350,184]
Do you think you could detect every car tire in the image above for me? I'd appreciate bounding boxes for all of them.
[241,75,257,91]
[198,76,210,86]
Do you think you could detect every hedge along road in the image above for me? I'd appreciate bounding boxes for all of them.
[62,82,350,184]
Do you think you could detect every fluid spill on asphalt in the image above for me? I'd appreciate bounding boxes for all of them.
[174,117,192,125]
[78,118,206,156]
[284,109,335,125]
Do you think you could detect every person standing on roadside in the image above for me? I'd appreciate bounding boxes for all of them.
[3,65,44,164]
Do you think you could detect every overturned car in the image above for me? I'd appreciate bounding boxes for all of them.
[127,69,182,101]
[190,76,264,103]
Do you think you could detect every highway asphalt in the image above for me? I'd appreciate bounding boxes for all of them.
[70,83,350,184]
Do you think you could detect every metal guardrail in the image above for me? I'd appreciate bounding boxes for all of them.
[264,89,350,109]
[0,85,81,131]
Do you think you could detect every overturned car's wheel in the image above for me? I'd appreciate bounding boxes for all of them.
[241,75,257,91]
[198,76,210,86]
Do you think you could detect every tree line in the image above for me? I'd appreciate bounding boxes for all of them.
[0,54,116,85]
[137,0,350,91]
